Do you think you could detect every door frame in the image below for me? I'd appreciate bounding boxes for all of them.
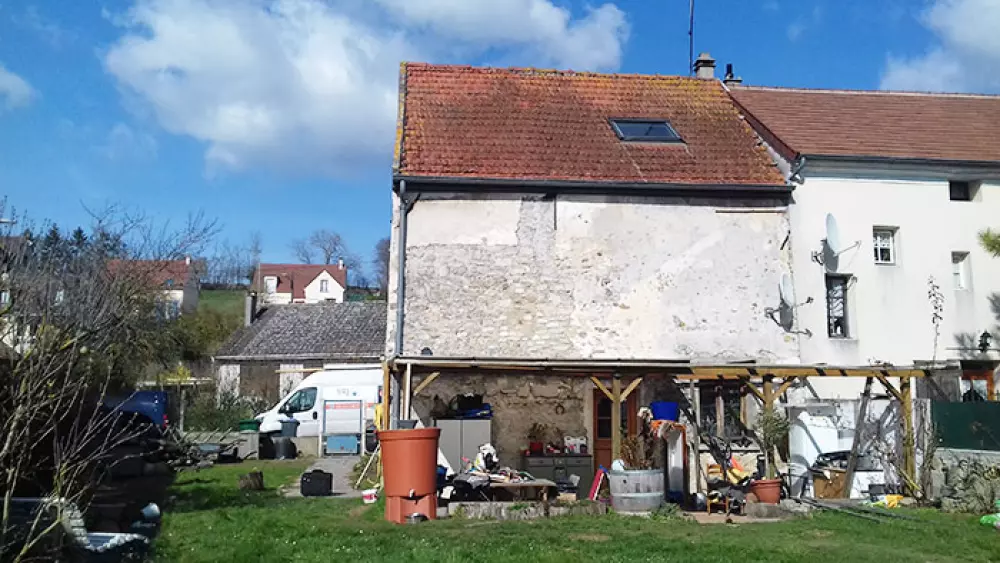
[592,389,637,473]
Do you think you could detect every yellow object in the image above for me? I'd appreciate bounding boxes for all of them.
[878,494,904,509]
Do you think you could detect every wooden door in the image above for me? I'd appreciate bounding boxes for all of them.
[593,389,637,473]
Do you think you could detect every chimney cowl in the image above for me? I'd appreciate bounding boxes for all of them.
[693,52,716,79]
[723,63,743,86]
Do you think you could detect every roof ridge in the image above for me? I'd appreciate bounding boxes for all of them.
[733,84,1000,100]
[403,61,705,82]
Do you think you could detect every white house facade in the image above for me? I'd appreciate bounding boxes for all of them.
[734,86,1000,401]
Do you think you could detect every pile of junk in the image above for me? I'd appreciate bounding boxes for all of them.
[439,443,564,502]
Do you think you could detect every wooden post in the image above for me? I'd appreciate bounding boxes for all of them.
[691,380,701,493]
[762,375,774,412]
[178,386,186,433]
[381,361,390,431]
[900,375,916,493]
[402,364,413,420]
[611,374,622,462]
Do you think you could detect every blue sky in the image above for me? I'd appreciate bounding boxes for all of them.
[1,0,997,272]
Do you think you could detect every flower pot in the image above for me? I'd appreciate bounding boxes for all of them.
[750,479,782,505]
[529,441,544,454]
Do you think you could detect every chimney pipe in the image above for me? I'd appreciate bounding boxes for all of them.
[693,52,716,79]
[338,258,344,269]
[244,292,258,327]
[723,63,743,86]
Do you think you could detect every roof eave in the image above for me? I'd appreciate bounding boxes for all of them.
[393,174,792,195]
[800,154,1000,178]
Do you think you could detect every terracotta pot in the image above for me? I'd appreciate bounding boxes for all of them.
[750,478,782,505]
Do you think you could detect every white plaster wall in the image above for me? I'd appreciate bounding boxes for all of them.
[789,174,1000,398]
[262,292,292,305]
[391,193,799,361]
[302,270,345,303]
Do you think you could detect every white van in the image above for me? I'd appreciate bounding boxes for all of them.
[256,365,383,437]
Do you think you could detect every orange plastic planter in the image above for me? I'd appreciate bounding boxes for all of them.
[378,428,441,523]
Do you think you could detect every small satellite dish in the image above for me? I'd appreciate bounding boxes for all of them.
[825,213,842,252]
[779,273,796,307]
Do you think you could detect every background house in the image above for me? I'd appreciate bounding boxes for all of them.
[215,301,386,402]
[253,263,347,305]
[110,257,203,317]
[732,86,1000,401]
[386,62,799,466]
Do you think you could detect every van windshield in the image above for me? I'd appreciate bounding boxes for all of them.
[281,387,317,414]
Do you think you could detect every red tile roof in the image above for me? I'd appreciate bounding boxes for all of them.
[107,259,199,289]
[730,86,1000,164]
[395,63,785,187]
[254,264,347,300]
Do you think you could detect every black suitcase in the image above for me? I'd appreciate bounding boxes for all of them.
[300,469,333,497]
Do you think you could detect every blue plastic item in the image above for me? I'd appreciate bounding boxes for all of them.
[650,401,679,421]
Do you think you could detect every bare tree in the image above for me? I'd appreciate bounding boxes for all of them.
[289,238,315,264]
[308,229,345,265]
[0,203,217,560]
[373,237,390,293]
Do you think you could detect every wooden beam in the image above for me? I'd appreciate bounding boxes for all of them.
[739,377,766,404]
[900,376,916,494]
[686,367,927,379]
[591,376,613,401]
[412,371,440,396]
[842,377,874,499]
[611,375,622,461]
[776,376,800,398]
[620,377,643,403]
[874,371,902,401]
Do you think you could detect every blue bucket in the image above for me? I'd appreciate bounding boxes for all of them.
[650,401,679,421]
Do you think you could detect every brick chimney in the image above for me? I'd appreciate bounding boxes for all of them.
[694,52,716,79]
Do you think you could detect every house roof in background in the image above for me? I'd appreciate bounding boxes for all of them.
[215,302,386,360]
[730,86,1000,164]
[254,264,347,300]
[395,63,786,187]
[107,259,201,289]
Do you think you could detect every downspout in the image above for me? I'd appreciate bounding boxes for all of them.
[394,179,417,356]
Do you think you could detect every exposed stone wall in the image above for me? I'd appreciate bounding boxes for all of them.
[387,192,798,361]
[931,448,1000,512]
[410,374,593,465]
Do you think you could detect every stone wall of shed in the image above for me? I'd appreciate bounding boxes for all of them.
[410,374,593,466]
[387,192,799,361]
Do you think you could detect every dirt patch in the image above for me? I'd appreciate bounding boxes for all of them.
[809,529,833,538]
[348,504,372,518]
[570,533,611,542]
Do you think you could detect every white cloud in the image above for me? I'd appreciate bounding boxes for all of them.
[0,63,35,110]
[12,5,76,48]
[103,0,629,176]
[881,0,1000,92]
[98,123,158,161]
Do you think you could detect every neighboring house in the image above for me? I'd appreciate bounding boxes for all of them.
[214,301,386,402]
[386,62,801,466]
[109,257,203,318]
[731,86,1000,401]
[253,263,347,305]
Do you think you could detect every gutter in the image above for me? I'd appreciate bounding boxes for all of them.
[393,175,792,195]
[801,154,1000,173]
[213,354,383,362]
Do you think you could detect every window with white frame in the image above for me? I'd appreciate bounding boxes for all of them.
[873,228,896,264]
[320,279,329,293]
[952,252,970,290]
[264,276,278,294]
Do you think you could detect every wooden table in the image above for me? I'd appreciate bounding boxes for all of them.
[488,479,558,503]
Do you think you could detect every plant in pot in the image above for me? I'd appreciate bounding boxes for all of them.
[527,423,548,454]
[750,406,790,505]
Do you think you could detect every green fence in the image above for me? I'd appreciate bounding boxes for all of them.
[933,401,1000,451]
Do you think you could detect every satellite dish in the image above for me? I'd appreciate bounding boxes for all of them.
[779,273,796,307]
[825,213,842,252]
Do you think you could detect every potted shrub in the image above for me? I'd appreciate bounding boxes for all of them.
[527,423,547,454]
[608,410,665,514]
[750,406,790,504]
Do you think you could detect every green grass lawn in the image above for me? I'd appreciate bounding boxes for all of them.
[198,289,245,318]
[156,461,998,562]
